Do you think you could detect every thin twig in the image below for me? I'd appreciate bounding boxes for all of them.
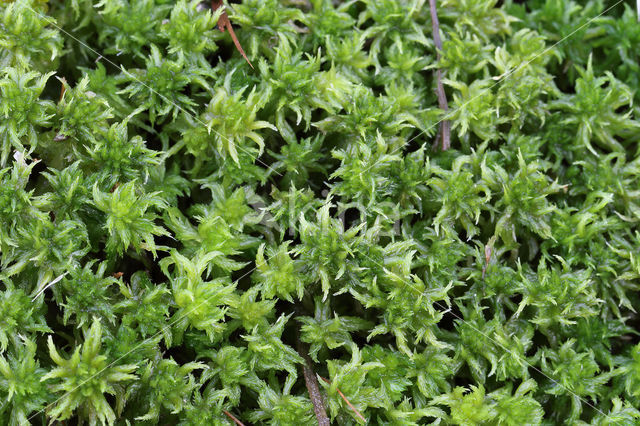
[428,0,450,151]
[56,76,67,102]
[223,409,245,426]
[211,0,254,69]
[319,376,366,423]
[297,341,330,426]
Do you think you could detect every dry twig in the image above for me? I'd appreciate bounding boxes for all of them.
[319,376,366,423]
[297,340,330,426]
[211,0,254,69]
[428,0,450,150]
[223,409,245,426]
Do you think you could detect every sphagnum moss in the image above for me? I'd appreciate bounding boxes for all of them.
[1,0,640,425]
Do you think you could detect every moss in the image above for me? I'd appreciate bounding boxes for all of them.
[1,0,640,424]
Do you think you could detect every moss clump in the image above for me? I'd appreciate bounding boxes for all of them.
[1,0,640,424]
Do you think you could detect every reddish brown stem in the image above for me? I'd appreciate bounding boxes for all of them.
[223,410,245,426]
[211,0,254,69]
[428,0,450,151]
[58,77,67,102]
[319,376,366,423]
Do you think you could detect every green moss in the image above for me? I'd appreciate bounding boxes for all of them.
[1,0,640,424]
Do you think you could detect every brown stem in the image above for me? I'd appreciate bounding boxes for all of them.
[211,0,254,69]
[297,341,331,426]
[223,409,246,426]
[319,376,366,423]
[428,0,450,151]
[58,77,67,102]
